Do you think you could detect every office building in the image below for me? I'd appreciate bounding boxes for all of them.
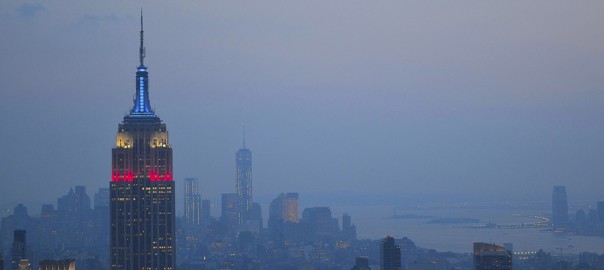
[184,178,202,225]
[351,256,371,270]
[11,230,26,270]
[598,201,604,223]
[302,207,336,241]
[221,193,240,232]
[552,186,569,229]
[38,259,75,270]
[473,242,512,270]
[110,14,175,269]
[202,199,211,220]
[236,133,253,222]
[94,188,109,209]
[342,213,357,241]
[380,236,401,270]
[269,193,299,223]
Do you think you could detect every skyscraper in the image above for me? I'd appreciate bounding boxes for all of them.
[110,14,175,270]
[380,236,401,270]
[597,201,604,223]
[473,242,512,270]
[184,178,202,225]
[201,199,211,220]
[351,256,371,270]
[236,131,252,222]
[552,186,569,229]
[221,193,240,232]
[11,230,25,270]
[269,193,299,224]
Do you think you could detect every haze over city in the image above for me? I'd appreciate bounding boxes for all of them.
[1,1,604,214]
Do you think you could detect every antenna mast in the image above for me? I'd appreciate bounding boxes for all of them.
[139,9,145,67]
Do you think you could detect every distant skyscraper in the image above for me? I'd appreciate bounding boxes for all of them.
[380,236,401,270]
[110,14,175,270]
[38,259,75,270]
[221,193,240,231]
[57,186,91,215]
[302,207,336,241]
[236,130,252,221]
[202,199,211,220]
[597,201,604,223]
[342,213,357,241]
[269,193,299,223]
[552,186,569,229]
[351,256,371,270]
[184,178,202,225]
[11,230,26,270]
[473,242,512,270]
[94,188,109,209]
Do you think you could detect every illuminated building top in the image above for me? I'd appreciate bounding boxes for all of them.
[131,12,153,116]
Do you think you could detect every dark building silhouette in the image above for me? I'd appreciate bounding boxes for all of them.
[184,178,202,225]
[10,230,25,270]
[552,186,569,229]
[1,250,4,270]
[94,188,109,208]
[110,14,175,270]
[351,256,371,270]
[241,202,263,235]
[302,207,336,241]
[236,133,253,222]
[598,201,604,223]
[57,186,90,216]
[221,193,240,232]
[473,242,512,270]
[201,199,211,220]
[38,259,75,270]
[381,236,401,270]
[342,213,357,241]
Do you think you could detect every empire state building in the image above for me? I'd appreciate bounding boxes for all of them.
[110,14,175,270]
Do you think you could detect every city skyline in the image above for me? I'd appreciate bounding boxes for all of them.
[1,1,604,222]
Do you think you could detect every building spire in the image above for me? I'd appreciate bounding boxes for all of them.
[139,9,146,68]
[131,9,153,116]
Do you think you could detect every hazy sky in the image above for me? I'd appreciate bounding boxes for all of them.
[1,1,604,215]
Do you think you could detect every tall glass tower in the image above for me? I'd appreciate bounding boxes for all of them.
[552,185,569,230]
[110,14,175,270]
[184,178,201,225]
[235,131,252,222]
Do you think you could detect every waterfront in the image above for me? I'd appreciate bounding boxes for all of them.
[333,204,604,254]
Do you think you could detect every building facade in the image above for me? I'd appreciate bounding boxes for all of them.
[221,193,240,232]
[473,242,512,270]
[110,14,175,270]
[380,236,401,270]
[11,230,25,270]
[38,259,75,270]
[236,142,253,222]
[552,185,569,229]
[184,178,201,225]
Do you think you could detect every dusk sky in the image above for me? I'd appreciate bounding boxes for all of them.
[1,1,604,215]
